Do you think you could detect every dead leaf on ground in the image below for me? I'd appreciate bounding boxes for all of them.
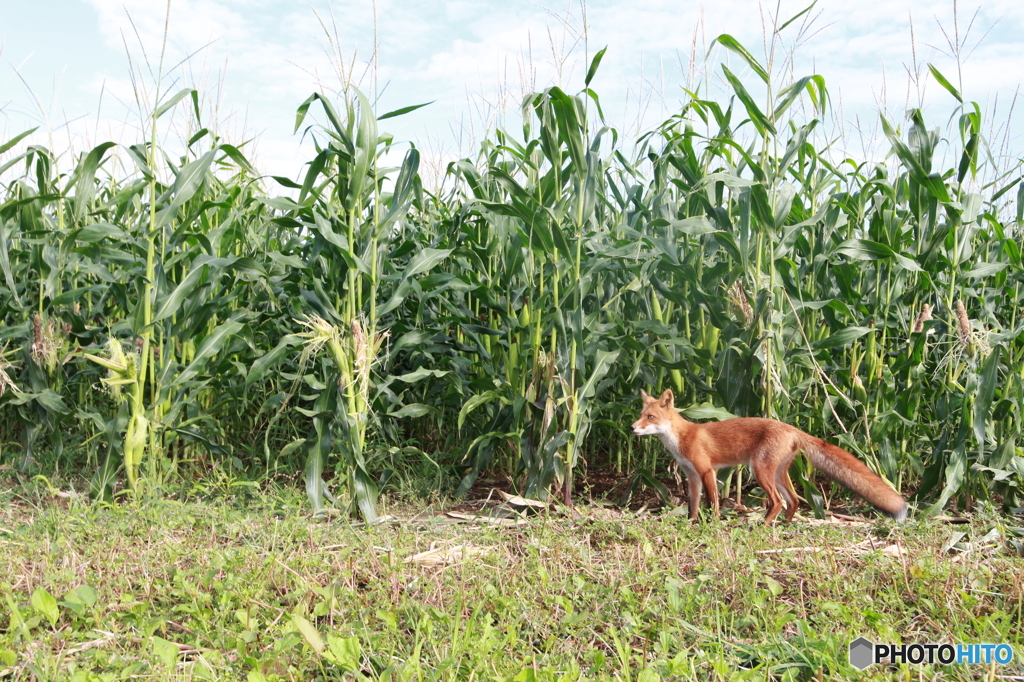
[444,511,526,527]
[879,544,905,558]
[496,490,547,509]
[756,546,826,555]
[801,515,871,527]
[758,539,906,559]
[934,515,971,524]
[582,507,623,520]
[405,544,488,567]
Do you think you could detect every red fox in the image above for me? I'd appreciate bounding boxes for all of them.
[632,389,907,524]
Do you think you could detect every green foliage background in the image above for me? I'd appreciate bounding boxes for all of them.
[1,34,1023,519]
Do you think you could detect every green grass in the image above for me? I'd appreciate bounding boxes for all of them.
[1,479,1021,681]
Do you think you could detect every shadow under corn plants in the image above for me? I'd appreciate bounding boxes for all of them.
[0,20,1023,518]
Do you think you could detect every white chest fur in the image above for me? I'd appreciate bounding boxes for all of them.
[655,428,689,468]
[656,429,681,458]
[654,428,699,480]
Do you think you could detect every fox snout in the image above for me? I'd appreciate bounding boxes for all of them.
[631,419,656,435]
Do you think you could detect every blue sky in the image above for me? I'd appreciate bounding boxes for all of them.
[2,0,1023,183]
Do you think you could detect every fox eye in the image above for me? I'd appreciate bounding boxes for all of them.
[647,415,654,420]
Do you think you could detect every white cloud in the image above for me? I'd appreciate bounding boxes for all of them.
[2,0,1022,183]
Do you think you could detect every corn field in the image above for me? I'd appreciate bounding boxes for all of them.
[1,35,1023,521]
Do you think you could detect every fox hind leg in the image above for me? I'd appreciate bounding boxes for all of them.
[752,460,786,525]
[778,468,800,522]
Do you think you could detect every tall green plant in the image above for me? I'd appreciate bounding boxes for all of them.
[282,90,438,520]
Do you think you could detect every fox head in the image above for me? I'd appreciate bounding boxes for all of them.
[632,389,676,435]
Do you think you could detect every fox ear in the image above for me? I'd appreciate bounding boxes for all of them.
[658,389,674,408]
[640,389,652,402]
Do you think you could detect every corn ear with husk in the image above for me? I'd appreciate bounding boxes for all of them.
[295,315,387,521]
[81,337,148,489]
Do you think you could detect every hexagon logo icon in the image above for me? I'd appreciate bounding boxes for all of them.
[849,637,875,670]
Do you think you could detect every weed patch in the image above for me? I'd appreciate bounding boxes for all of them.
[1,487,1021,680]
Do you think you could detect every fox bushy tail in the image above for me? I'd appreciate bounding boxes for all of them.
[803,438,908,522]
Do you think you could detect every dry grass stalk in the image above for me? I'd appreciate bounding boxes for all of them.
[938,300,990,373]
[30,313,62,373]
[405,544,488,566]
[444,511,527,527]
[953,299,990,359]
[726,280,754,328]
[912,303,932,333]
[955,299,971,346]
[0,347,17,397]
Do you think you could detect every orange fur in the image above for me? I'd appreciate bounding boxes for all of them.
[632,389,907,524]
